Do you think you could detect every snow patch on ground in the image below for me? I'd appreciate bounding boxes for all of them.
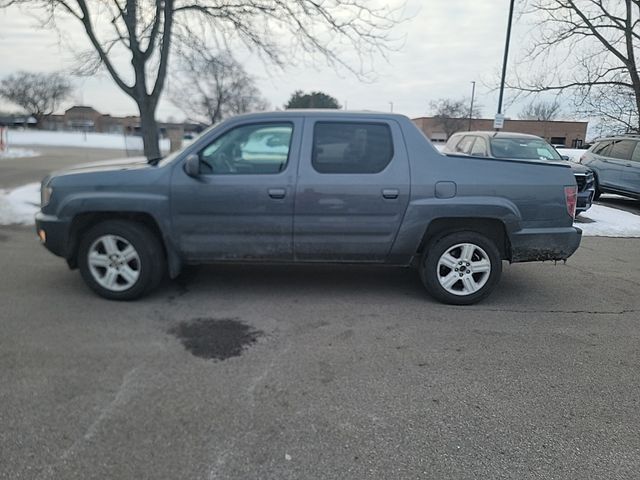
[6,130,170,152]
[0,183,40,225]
[576,204,640,237]
[0,147,40,159]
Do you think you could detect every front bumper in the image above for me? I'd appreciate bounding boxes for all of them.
[509,226,582,262]
[576,188,595,213]
[35,212,70,258]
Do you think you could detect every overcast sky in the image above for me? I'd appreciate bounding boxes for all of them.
[0,1,535,122]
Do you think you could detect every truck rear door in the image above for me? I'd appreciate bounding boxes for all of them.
[294,117,410,262]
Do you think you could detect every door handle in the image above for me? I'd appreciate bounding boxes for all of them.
[382,188,399,199]
[268,188,286,199]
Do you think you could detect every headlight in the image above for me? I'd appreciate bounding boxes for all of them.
[41,185,53,207]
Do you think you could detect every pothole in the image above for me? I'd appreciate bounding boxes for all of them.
[169,317,262,360]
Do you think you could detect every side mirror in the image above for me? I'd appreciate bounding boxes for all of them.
[561,155,570,161]
[184,153,200,177]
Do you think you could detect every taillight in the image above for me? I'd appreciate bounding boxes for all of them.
[565,186,577,219]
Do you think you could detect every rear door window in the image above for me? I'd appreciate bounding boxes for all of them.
[312,122,393,174]
[608,140,636,160]
[592,141,612,156]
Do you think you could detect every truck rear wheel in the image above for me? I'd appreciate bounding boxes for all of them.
[78,220,165,300]
[420,231,502,305]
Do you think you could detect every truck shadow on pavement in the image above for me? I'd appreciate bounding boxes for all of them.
[161,262,534,307]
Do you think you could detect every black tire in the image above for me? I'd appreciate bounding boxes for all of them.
[78,220,165,300]
[419,231,502,305]
[593,175,602,201]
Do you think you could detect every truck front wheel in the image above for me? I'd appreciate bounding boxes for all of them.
[78,220,165,300]
[420,231,502,305]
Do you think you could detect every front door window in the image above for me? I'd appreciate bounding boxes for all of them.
[200,123,293,175]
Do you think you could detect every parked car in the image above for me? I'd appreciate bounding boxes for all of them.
[442,131,595,214]
[35,112,582,305]
[579,134,640,200]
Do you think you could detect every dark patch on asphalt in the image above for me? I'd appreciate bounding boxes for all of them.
[0,233,7,242]
[169,317,262,360]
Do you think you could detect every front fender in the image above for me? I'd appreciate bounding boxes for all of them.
[56,191,170,220]
[55,192,182,278]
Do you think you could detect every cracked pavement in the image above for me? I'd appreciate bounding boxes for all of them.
[1,226,640,479]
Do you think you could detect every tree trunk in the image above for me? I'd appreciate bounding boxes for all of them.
[34,113,45,130]
[138,100,161,159]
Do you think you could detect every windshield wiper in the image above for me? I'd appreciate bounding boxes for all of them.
[147,156,163,166]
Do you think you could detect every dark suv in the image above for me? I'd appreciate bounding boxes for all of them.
[442,131,595,214]
[579,134,640,200]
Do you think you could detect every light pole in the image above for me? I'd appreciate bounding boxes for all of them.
[497,0,516,117]
[389,101,394,113]
[468,81,476,131]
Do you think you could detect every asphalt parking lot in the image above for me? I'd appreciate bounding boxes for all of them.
[1,147,640,479]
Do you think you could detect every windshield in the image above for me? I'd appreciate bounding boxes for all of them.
[489,137,563,161]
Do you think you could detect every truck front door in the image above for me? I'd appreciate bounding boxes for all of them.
[294,118,411,262]
[171,119,301,261]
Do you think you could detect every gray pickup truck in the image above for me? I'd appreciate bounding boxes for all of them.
[35,111,582,305]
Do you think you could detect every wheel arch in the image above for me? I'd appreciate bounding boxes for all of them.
[416,217,511,261]
[66,212,181,278]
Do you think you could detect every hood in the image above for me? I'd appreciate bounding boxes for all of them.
[42,156,157,188]
[48,156,152,178]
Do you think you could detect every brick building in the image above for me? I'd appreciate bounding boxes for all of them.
[412,117,589,148]
[42,106,203,139]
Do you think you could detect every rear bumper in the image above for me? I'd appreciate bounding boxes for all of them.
[35,212,70,258]
[510,226,582,262]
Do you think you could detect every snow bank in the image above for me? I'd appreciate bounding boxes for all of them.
[576,204,640,237]
[0,183,40,225]
[0,148,40,159]
[6,130,170,152]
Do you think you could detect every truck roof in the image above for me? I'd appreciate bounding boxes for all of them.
[461,131,546,140]
[226,110,410,121]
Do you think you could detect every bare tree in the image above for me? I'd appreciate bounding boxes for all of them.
[430,98,482,139]
[170,47,267,125]
[518,99,562,120]
[511,0,640,132]
[0,71,72,126]
[1,0,403,159]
